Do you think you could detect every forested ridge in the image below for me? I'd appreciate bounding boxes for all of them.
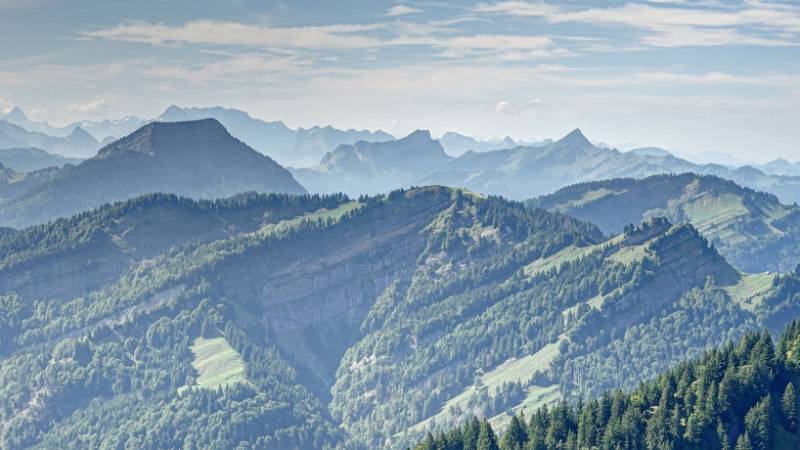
[1,186,799,449]
[412,320,800,450]
[529,173,800,273]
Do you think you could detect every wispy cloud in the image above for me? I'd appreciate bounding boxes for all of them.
[142,54,313,85]
[0,97,13,114]
[474,1,560,17]
[475,1,800,47]
[82,21,385,50]
[495,98,547,115]
[385,4,423,17]
[629,70,800,87]
[67,98,108,114]
[82,18,568,63]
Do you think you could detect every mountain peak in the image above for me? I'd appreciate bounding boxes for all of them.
[500,136,517,148]
[162,104,183,115]
[403,129,433,142]
[3,106,27,122]
[557,128,592,147]
[68,126,93,139]
[96,118,230,159]
[158,104,187,121]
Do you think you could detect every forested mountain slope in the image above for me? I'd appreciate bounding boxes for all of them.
[0,119,306,228]
[413,320,800,450]
[0,163,61,203]
[1,187,799,449]
[530,173,800,273]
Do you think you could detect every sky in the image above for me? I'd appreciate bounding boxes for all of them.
[0,0,798,162]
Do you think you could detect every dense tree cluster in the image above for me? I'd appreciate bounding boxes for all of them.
[413,322,800,450]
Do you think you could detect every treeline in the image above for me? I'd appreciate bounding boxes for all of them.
[412,321,800,450]
[0,190,352,270]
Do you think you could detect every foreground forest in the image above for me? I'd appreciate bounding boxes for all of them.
[412,320,800,450]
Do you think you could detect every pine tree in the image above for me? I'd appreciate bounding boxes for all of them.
[782,382,798,431]
[717,420,730,450]
[744,396,772,450]
[463,416,481,450]
[476,419,500,450]
[734,433,753,450]
[499,415,526,450]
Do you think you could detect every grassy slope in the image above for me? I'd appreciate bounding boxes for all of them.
[407,224,783,437]
[722,272,777,311]
[409,338,565,434]
[532,174,800,273]
[187,336,248,390]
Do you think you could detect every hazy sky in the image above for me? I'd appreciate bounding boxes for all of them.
[0,0,798,162]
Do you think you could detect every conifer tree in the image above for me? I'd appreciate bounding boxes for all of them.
[499,415,526,450]
[734,433,753,450]
[476,419,499,450]
[744,396,772,450]
[782,382,798,431]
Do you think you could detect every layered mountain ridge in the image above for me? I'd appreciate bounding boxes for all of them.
[0,120,99,158]
[295,127,800,206]
[292,129,450,194]
[1,105,395,167]
[0,147,82,172]
[0,119,305,228]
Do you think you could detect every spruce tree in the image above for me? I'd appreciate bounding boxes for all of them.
[743,396,772,450]
[476,419,500,450]
[734,433,753,450]
[782,382,798,431]
[499,415,526,450]
[717,420,730,450]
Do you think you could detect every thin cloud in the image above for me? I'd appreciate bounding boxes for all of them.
[475,1,800,47]
[0,97,13,114]
[83,19,567,62]
[474,1,560,17]
[385,4,423,17]
[142,54,313,85]
[67,98,108,114]
[82,20,385,50]
[495,98,546,115]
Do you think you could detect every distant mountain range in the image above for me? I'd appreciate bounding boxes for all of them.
[531,173,800,273]
[439,132,534,156]
[1,106,395,168]
[0,147,82,172]
[5,105,797,187]
[0,119,99,158]
[157,105,395,167]
[756,158,800,177]
[292,130,449,194]
[0,119,304,227]
[296,127,800,205]
[0,106,147,144]
[424,129,800,204]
